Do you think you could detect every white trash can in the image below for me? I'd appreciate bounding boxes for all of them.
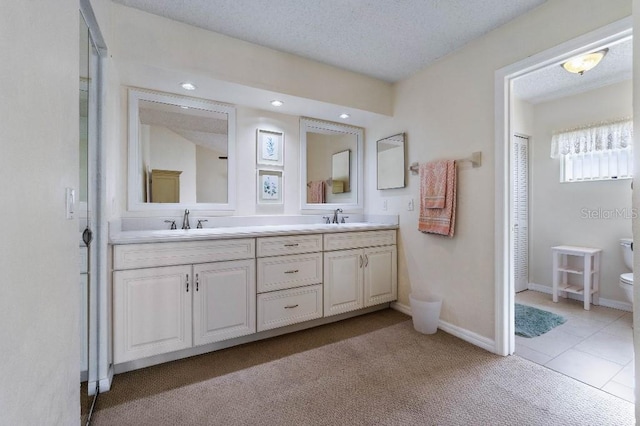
[410,294,442,334]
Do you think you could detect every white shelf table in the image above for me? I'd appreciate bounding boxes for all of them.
[551,245,602,311]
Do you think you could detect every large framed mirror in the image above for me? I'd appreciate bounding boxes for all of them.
[376,133,406,189]
[300,118,363,210]
[127,88,236,211]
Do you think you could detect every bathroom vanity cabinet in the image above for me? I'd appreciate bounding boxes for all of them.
[324,230,397,316]
[110,225,397,370]
[112,239,256,363]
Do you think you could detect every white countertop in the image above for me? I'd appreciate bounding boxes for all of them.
[110,222,398,244]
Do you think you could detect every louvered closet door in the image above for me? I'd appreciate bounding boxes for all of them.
[513,135,529,293]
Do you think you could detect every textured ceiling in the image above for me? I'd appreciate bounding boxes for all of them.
[113,0,548,83]
[513,37,633,104]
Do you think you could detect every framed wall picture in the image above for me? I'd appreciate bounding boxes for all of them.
[257,169,284,204]
[257,129,284,166]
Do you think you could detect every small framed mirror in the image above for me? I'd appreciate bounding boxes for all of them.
[300,118,363,210]
[376,133,405,190]
[127,88,236,211]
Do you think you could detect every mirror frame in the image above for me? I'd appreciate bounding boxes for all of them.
[127,88,236,211]
[376,132,406,190]
[300,118,364,211]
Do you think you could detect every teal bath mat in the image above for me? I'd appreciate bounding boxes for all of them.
[515,303,567,338]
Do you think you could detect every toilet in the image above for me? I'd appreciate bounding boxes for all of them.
[620,238,633,304]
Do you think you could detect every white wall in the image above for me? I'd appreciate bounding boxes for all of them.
[529,81,633,303]
[236,107,301,216]
[513,97,534,137]
[196,145,227,203]
[0,1,80,424]
[149,125,197,203]
[365,0,632,340]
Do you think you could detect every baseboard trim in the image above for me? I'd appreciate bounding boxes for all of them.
[438,320,496,353]
[390,301,411,315]
[527,283,632,312]
[390,301,496,353]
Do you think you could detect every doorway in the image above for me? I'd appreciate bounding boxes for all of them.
[494,17,633,356]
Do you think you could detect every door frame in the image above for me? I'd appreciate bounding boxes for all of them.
[79,0,110,395]
[493,17,632,356]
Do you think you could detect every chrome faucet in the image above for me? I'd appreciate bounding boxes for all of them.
[332,208,343,224]
[182,209,190,230]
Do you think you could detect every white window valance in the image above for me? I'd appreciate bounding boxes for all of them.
[550,118,633,158]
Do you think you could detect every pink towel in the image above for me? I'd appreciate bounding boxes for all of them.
[308,180,325,203]
[418,160,457,237]
[423,160,448,208]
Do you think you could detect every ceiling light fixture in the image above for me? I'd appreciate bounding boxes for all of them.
[561,48,609,75]
[339,113,350,119]
[180,82,196,91]
[270,100,284,107]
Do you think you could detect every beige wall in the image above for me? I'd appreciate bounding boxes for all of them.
[528,81,633,303]
[0,1,80,424]
[110,3,392,117]
[365,0,632,340]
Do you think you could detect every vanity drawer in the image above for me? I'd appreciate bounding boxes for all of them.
[257,284,323,332]
[113,239,255,270]
[324,230,396,251]
[256,234,323,257]
[257,253,322,293]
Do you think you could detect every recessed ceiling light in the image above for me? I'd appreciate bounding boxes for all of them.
[561,49,609,75]
[180,82,196,91]
[339,113,350,119]
[180,106,189,109]
[270,100,284,107]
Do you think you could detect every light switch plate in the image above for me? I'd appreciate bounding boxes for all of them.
[407,198,414,211]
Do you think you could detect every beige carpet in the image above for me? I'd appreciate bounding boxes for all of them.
[92,310,634,425]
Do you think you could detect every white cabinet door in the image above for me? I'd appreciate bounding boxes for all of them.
[363,246,397,307]
[113,265,192,363]
[193,259,256,346]
[324,249,364,316]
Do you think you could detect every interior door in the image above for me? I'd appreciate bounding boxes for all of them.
[513,135,529,293]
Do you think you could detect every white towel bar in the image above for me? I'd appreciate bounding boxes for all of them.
[409,151,481,174]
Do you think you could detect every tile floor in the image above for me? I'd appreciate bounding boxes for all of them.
[515,290,634,403]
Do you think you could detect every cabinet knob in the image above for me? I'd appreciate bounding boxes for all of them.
[196,273,199,291]
[359,255,363,268]
[284,243,299,247]
[284,304,299,309]
[186,274,189,292]
[284,270,299,274]
[364,254,369,267]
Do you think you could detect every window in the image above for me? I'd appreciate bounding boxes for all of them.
[551,118,633,182]
[561,148,632,182]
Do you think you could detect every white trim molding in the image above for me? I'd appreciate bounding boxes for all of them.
[391,302,496,353]
[527,283,632,312]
